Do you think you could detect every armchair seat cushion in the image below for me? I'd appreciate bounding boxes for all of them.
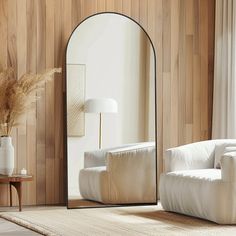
[160,169,230,224]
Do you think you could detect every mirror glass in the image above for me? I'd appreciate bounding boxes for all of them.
[66,13,156,208]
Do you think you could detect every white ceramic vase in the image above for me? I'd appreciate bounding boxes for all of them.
[0,136,14,176]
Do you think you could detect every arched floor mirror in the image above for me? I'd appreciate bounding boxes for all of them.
[65,12,157,209]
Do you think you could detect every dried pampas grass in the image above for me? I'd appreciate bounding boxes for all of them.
[0,67,61,136]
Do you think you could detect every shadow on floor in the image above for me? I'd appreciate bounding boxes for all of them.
[121,209,222,228]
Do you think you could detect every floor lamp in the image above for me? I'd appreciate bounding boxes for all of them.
[84,98,118,149]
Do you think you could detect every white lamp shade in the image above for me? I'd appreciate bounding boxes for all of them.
[84,98,118,113]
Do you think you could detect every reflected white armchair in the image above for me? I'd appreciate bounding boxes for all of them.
[79,142,156,204]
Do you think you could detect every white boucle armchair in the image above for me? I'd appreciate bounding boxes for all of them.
[160,139,236,224]
[79,142,156,204]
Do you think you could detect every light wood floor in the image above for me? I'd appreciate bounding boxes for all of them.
[0,217,40,236]
[0,206,64,235]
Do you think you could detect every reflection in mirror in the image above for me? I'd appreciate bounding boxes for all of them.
[66,13,156,208]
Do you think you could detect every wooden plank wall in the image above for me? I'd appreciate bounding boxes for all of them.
[0,0,215,206]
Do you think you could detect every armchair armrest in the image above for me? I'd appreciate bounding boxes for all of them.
[105,145,156,203]
[221,152,236,182]
[164,140,216,172]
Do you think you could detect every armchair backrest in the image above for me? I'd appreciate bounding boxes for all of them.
[84,142,155,168]
[165,139,236,172]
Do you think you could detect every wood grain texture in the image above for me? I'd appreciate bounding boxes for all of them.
[17,0,28,206]
[36,0,46,205]
[26,0,37,206]
[0,0,215,206]
[45,0,55,204]
[0,0,9,206]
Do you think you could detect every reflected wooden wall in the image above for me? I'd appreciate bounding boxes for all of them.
[0,0,215,206]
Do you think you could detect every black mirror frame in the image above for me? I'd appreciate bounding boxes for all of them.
[64,12,157,209]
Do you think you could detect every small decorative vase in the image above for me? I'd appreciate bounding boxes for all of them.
[0,136,14,176]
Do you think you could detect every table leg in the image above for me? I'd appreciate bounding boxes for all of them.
[10,182,22,212]
[9,184,12,207]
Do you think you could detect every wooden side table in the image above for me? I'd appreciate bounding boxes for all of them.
[0,175,33,211]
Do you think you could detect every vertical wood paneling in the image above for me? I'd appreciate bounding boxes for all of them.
[54,0,64,204]
[139,0,148,30]
[178,0,186,145]
[208,0,215,138]
[7,0,18,206]
[0,0,215,206]
[170,0,179,148]
[154,0,163,181]
[83,0,96,20]
[105,0,114,12]
[199,0,209,140]
[162,0,171,155]
[130,0,139,22]
[122,0,131,17]
[71,0,82,29]
[114,0,122,13]
[60,0,72,204]
[0,0,7,70]
[186,0,194,35]
[163,72,171,151]
[7,0,16,69]
[193,55,201,141]
[36,0,46,205]
[17,0,27,205]
[147,0,155,40]
[97,0,105,12]
[185,35,193,142]
[0,0,8,206]
[193,0,201,142]
[45,0,55,204]
[26,0,37,205]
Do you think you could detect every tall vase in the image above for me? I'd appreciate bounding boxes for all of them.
[0,136,14,176]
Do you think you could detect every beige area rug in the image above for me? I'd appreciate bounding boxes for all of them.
[1,205,236,236]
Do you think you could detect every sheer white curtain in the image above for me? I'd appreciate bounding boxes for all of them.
[212,0,236,138]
